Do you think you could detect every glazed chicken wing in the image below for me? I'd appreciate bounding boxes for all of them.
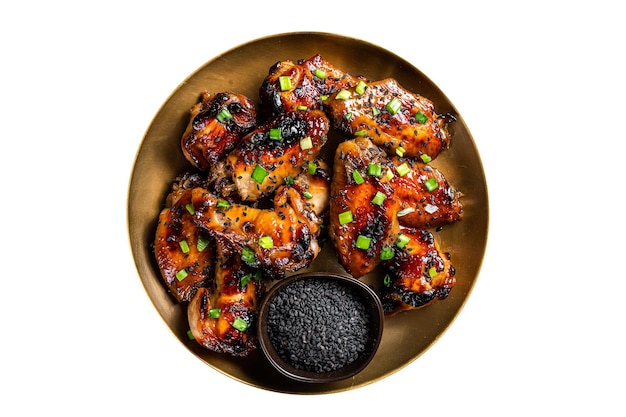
[181,91,257,171]
[154,187,214,303]
[190,182,326,279]
[187,237,264,356]
[223,109,329,202]
[328,136,462,278]
[379,227,456,316]
[325,78,455,161]
[259,54,362,117]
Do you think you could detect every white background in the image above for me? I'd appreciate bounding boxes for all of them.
[2,1,624,415]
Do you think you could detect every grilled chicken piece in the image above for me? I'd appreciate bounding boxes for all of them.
[154,187,214,303]
[325,78,455,161]
[190,182,326,279]
[328,137,462,278]
[187,238,264,356]
[259,54,362,117]
[380,227,456,316]
[223,109,329,202]
[181,91,257,171]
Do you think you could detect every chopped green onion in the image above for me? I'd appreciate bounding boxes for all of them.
[352,170,364,185]
[380,247,394,261]
[297,105,308,111]
[175,269,188,281]
[424,177,439,192]
[232,317,248,332]
[300,136,313,150]
[386,168,394,181]
[396,146,406,157]
[338,210,353,225]
[397,207,416,217]
[415,111,428,124]
[420,153,432,163]
[187,330,195,340]
[279,75,292,91]
[428,267,438,278]
[209,308,220,318]
[179,240,190,253]
[372,107,381,116]
[254,270,262,282]
[396,162,411,177]
[344,112,352,121]
[258,235,274,249]
[386,97,402,115]
[240,273,252,287]
[313,68,327,79]
[216,199,229,209]
[308,161,317,174]
[335,89,352,100]
[302,191,313,199]
[319,95,329,101]
[424,204,439,214]
[367,163,382,177]
[197,235,209,252]
[185,203,195,215]
[216,107,233,123]
[241,247,256,264]
[383,274,392,287]
[284,175,295,185]
[355,235,372,250]
[355,80,367,95]
[251,164,268,184]
[269,128,282,140]
[371,191,386,206]
[354,129,367,136]
[396,234,410,249]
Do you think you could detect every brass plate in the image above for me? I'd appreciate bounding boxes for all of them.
[127,32,488,394]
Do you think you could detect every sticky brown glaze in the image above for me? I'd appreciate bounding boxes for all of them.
[225,109,329,202]
[187,238,264,356]
[154,188,214,303]
[259,54,362,117]
[190,185,324,279]
[181,91,257,171]
[379,228,456,316]
[325,78,455,161]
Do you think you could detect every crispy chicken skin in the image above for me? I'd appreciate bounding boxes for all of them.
[325,78,455,161]
[154,188,214,303]
[380,228,456,316]
[187,238,264,356]
[259,54,362,117]
[181,91,257,171]
[190,184,325,279]
[224,109,329,202]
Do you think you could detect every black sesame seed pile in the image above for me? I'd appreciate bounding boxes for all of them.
[266,278,371,373]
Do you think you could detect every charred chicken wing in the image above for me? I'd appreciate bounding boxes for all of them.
[154,187,214,303]
[187,238,264,356]
[325,78,456,161]
[380,227,456,316]
[259,54,362,117]
[223,109,329,202]
[181,91,257,171]
[190,183,326,279]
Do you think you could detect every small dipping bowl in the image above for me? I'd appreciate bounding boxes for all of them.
[257,272,384,383]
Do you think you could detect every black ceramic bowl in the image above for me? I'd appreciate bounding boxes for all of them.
[257,272,384,383]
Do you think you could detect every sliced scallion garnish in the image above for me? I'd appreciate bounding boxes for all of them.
[175,269,188,281]
[352,170,364,185]
[355,80,367,95]
[251,164,268,184]
[209,308,220,318]
[380,247,394,261]
[367,163,382,177]
[300,136,313,150]
[232,318,248,332]
[338,210,353,225]
[424,177,439,192]
[269,128,282,140]
[420,153,432,163]
[241,247,256,264]
[371,191,386,206]
[415,111,428,124]
[279,76,292,91]
[355,235,372,250]
[179,240,190,253]
[216,107,233,123]
[197,236,209,252]
[313,68,327,79]
[396,163,410,177]
[335,89,351,100]
[396,234,410,249]
[386,97,402,115]
[258,236,274,249]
